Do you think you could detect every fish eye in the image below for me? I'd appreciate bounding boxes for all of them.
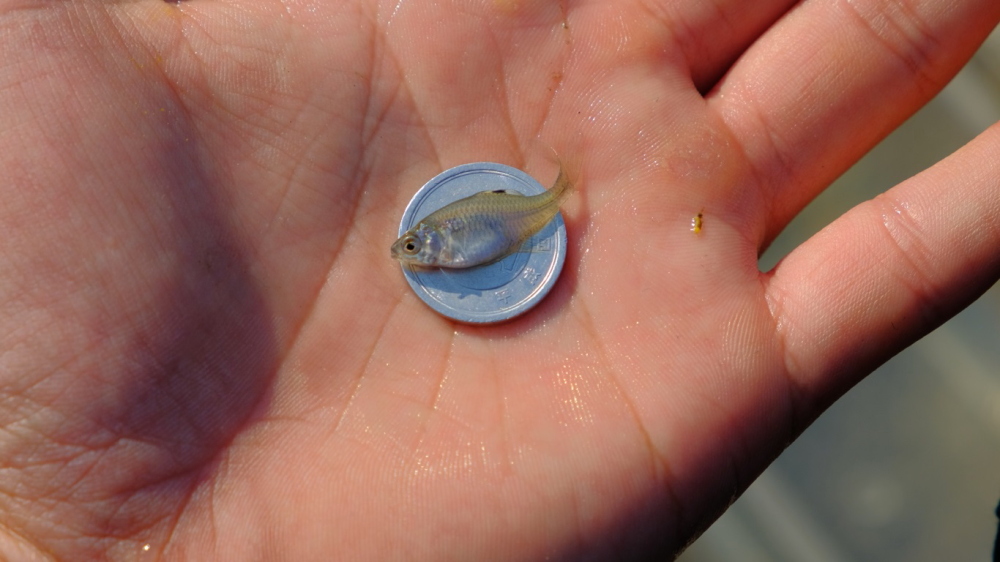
[402,236,420,255]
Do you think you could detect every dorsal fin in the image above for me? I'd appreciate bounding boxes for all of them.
[470,189,523,198]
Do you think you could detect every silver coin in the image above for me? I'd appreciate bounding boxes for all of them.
[396,162,567,324]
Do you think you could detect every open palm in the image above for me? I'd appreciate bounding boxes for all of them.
[2,0,998,559]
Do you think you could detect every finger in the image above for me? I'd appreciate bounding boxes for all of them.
[765,123,1000,410]
[631,0,797,92]
[711,0,1000,247]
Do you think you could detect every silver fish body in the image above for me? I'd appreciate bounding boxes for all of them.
[391,163,571,268]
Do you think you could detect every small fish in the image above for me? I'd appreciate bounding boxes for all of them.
[391,162,572,268]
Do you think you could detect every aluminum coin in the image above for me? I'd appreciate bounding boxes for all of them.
[396,162,567,324]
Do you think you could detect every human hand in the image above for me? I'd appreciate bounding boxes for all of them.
[0,0,997,559]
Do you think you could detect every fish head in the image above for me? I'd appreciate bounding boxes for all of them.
[391,222,445,266]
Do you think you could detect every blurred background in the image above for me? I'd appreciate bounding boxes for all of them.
[678,28,1000,562]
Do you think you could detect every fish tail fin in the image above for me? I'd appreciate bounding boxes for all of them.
[548,155,574,204]
[545,132,584,202]
[539,142,581,205]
